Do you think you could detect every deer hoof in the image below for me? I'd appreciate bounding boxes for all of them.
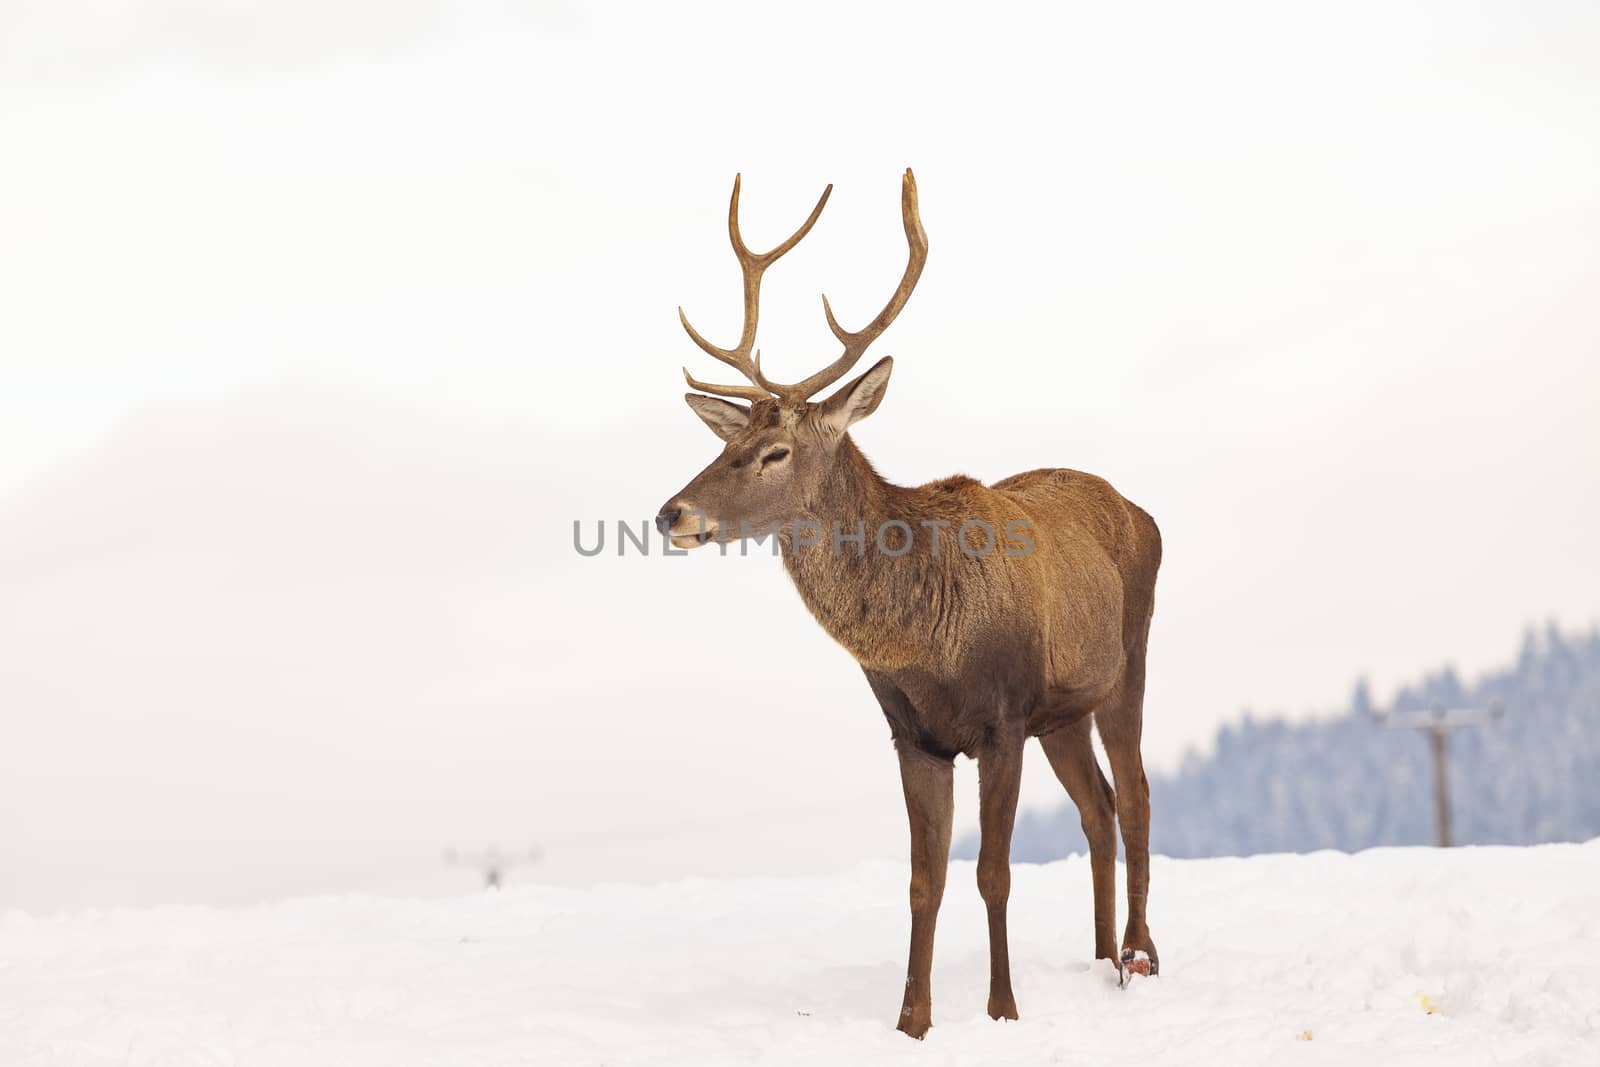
[987,994,1019,1021]
[1119,948,1155,985]
[896,998,933,1039]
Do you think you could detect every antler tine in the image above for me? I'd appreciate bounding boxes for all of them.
[755,168,928,402]
[680,366,771,403]
[678,174,833,399]
[730,174,833,267]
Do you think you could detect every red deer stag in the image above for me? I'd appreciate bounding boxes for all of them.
[655,170,1162,1038]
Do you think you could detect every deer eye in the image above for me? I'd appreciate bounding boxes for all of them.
[761,448,790,466]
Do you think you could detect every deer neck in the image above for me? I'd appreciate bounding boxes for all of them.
[779,437,947,671]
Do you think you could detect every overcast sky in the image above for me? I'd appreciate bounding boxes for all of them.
[3,0,1597,911]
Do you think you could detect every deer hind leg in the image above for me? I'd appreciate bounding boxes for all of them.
[976,726,1026,1022]
[1038,717,1119,965]
[1097,655,1158,976]
[894,748,954,1039]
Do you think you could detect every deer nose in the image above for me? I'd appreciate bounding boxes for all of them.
[655,507,682,536]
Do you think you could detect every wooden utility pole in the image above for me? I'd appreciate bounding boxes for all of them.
[1427,726,1452,847]
[444,845,543,889]
[1376,702,1503,847]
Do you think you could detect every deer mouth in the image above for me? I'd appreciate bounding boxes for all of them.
[670,527,719,549]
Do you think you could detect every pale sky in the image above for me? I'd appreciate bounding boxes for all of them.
[2,0,1597,910]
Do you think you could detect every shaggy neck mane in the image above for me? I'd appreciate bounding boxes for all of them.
[779,437,965,670]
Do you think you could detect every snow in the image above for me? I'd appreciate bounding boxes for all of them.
[4,844,1597,1066]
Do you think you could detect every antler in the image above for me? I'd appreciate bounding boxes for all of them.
[679,175,832,402]
[679,169,928,404]
[755,168,928,402]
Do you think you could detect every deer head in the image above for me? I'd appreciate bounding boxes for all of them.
[656,170,928,549]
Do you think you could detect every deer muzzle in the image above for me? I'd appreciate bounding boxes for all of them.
[655,504,720,549]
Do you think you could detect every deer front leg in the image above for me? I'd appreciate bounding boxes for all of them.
[895,748,953,1039]
[976,727,1025,1021]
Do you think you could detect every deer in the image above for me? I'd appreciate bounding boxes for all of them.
[654,170,1162,1039]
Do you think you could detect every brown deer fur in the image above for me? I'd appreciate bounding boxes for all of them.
[656,172,1162,1039]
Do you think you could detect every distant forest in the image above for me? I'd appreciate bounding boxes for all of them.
[960,624,1600,862]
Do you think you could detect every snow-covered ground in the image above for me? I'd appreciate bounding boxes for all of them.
[4,843,1596,1066]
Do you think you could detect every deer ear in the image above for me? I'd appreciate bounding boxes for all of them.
[684,394,751,441]
[817,356,893,437]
